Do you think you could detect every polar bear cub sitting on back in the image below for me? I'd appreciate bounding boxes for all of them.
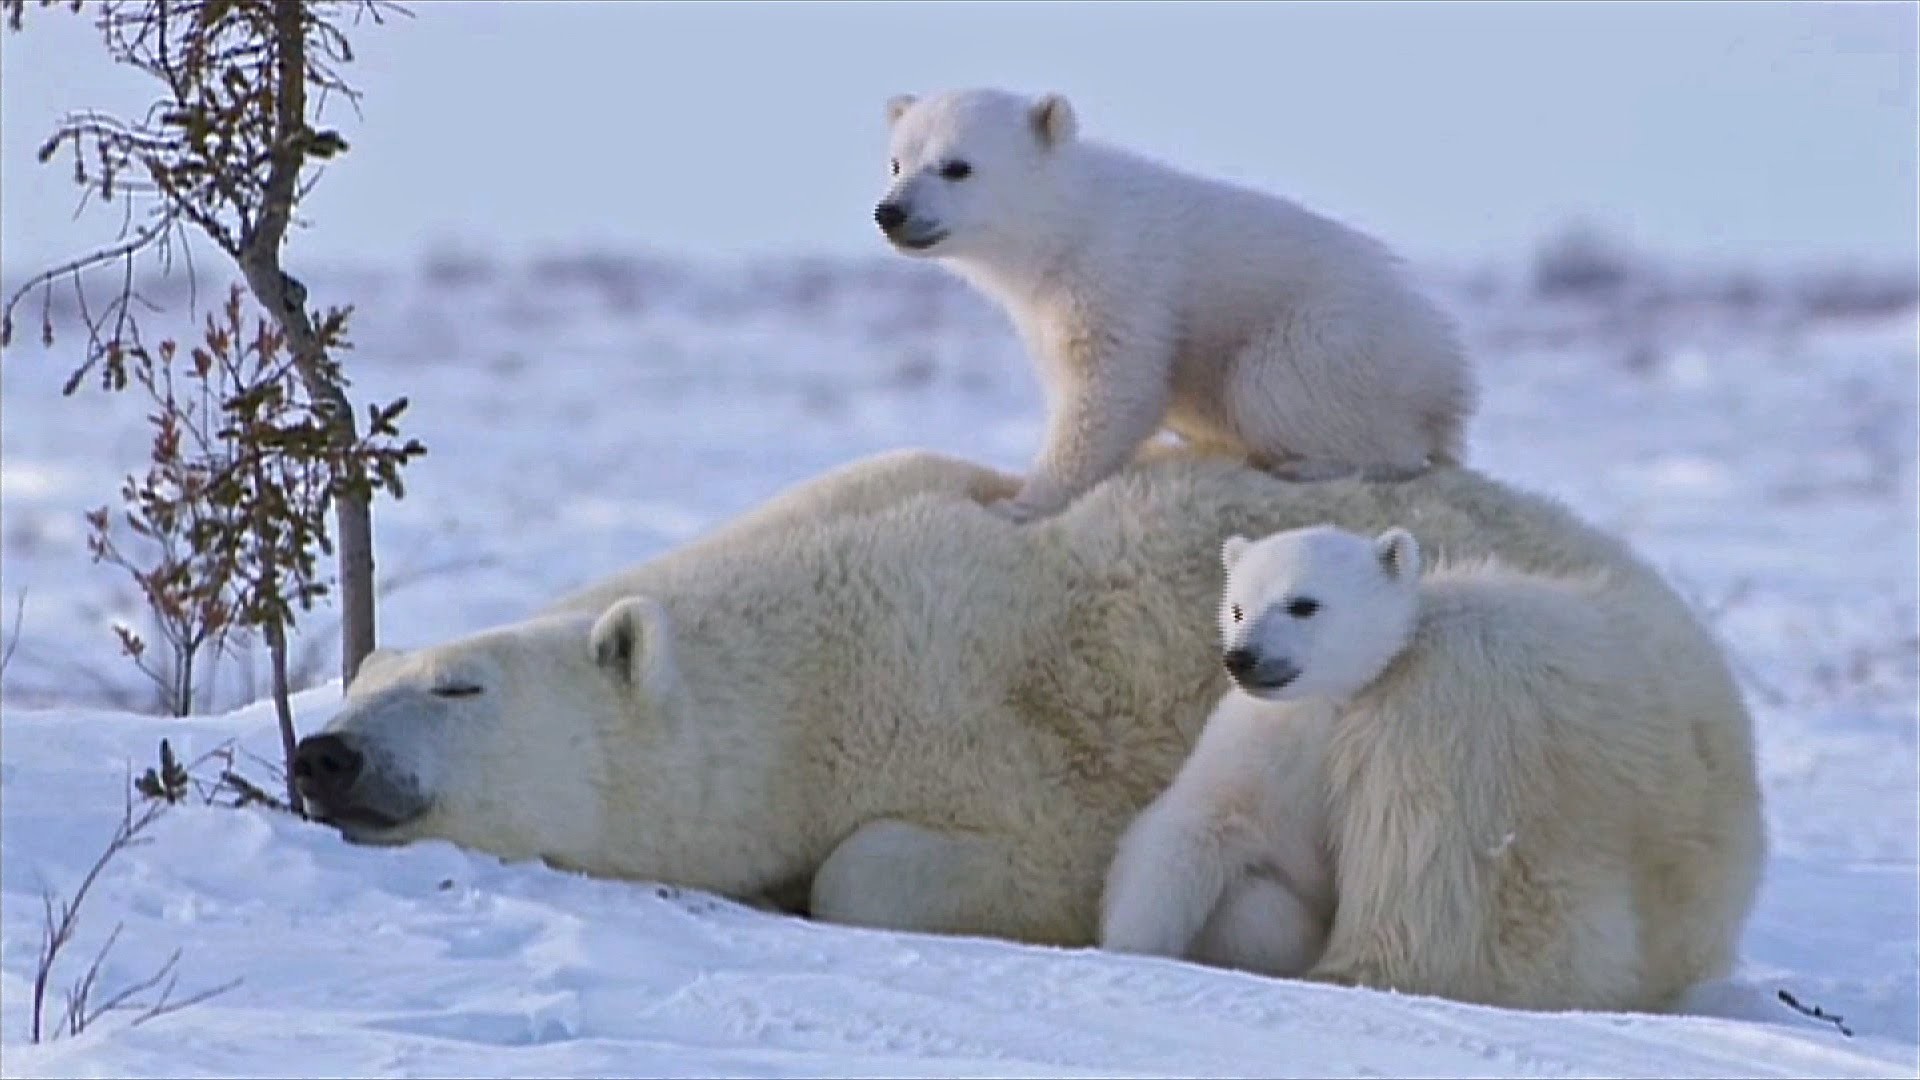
[875,88,1475,523]
[1103,524,1766,1012]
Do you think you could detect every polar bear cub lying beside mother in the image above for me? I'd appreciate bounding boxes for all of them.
[1103,523,1767,1011]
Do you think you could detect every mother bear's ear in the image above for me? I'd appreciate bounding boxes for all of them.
[590,596,682,703]
[349,647,407,687]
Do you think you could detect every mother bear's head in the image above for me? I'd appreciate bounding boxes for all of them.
[294,597,690,868]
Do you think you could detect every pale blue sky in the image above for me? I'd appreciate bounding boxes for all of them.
[2,1,1914,273]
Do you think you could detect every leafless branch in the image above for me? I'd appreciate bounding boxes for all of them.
[60,921,126,1036]
[129,972,243,1028]
[1,210,180,357]
[1778,988,1854,1038]
[25,760,248,1042]
[218,768,291,813]
[80,943,176,1029]
[0,589,27,679]
[30,770,165,1043]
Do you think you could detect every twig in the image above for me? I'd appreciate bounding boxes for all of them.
[237,746,288,785]
[129,974,243,1028]
[61,922,126,1036]
[0,588,26,679]
[30,769,164,1043]
[217,769,289,814]
[29,764,246,1042]
[1778,988,1854,1038]
[2,210,179,354]
[84,947,177,1026]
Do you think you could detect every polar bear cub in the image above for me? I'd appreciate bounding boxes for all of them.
[1100,525,1418,977]
[1102,523,1765,1011]
[875,88,1475,523]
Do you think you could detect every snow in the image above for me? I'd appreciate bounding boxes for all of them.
[1,253,1915,1077]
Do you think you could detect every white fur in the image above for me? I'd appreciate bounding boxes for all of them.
[1102,692,1335,977]
[877,88,1476,522]
[312,449,1759,1013]
[1102,523,1768,1012]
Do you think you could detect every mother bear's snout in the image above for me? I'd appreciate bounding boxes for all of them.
[293,732,364,805]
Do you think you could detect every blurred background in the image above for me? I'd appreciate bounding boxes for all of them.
[3,1,1914,272]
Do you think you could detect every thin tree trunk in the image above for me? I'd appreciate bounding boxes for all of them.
[333,495,376,687]
[265,621,305,818]
[175,646,192,719]
[238,0,375,689]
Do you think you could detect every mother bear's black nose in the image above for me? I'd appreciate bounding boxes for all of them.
[874,201,908,233]
[1223,647,1258,678]
[293,733,363,801]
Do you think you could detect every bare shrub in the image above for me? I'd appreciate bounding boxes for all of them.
[30,769,240,1044]
[81,285,422,807]
[2,0,421,699]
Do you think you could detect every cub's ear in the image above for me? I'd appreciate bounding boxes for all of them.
[1375,527,1422,581]
[1029,92,1077,148]
[590,596,680,699]
[886,93,918,126]
[1221,535,1252,571]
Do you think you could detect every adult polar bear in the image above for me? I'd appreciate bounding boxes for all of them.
[295,449,1763,1009]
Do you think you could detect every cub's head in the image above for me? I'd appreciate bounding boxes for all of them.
[873,87,1078,260]
[1218,525,1422,702]
[295,597,686,863]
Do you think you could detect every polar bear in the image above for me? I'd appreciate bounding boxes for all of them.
[296,448,1760,1011]
[874,88,1476,523]
[1102,523,1768,1011]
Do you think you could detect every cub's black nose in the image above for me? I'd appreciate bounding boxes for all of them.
[874,201,908,233]
[293,733,363,802]
[1223,648,1258,679]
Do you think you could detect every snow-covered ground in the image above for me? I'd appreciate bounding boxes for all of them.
[1,251,1915,1077]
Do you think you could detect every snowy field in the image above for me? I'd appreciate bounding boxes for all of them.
[1,250,1915,1077]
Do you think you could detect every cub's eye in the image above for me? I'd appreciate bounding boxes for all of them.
[1230,604,1244,623]
[940,159,972,181]
[1286,598,1320,619]
[432,684,483,698]
[889,158,900,176]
